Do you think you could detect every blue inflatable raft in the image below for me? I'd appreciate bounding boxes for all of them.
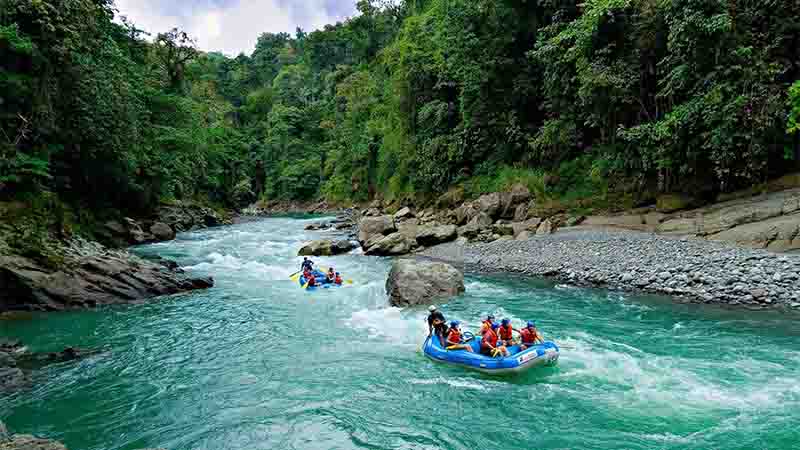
[298,270,341,290]
[423,333,559,375]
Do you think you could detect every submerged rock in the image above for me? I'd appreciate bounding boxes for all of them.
[0,434,68,450]
[386,259,465,307]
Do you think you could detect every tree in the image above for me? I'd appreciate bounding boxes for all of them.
[155,28,199,93]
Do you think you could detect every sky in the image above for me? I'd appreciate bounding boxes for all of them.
[114,0,357,56]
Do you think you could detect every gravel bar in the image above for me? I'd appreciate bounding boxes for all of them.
[421,230,800,310]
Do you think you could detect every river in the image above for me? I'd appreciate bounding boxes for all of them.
[2,217,799,450]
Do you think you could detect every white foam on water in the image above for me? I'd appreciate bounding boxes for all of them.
[554,333,800,416]
[184,252,292,280]
[344,307,429,346]
[408,377,490,392]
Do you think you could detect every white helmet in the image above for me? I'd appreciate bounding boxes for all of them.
[428,305,437,312]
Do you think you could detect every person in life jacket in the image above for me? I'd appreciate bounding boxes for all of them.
[326,267,336,283]
[519,321,544,350]
[306,273,317,287]
[445,321,473,352]
[301,257,314,272]
[481,322,509,357]
[427,305,448,347]
[334,272,343,285]
[498,318,514,347]
[480,315,496,335]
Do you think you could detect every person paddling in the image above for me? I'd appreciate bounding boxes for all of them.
[334,272,343,285]
[427,305,447,347]
[326,267,336,284]
[519,321,544,350]
[498,318,514,347]
[481,322,508,357]
[306,273,317,288]
[301,257,314,272]
[445,321,473,352]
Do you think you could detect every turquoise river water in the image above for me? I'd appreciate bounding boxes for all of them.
[2,217,800,450]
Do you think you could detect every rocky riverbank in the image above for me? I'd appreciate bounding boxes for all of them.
[420,230,800,310]
[0,419,163,450]
[0,238,213,312]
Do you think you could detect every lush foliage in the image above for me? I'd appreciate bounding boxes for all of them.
[2,0,799,215]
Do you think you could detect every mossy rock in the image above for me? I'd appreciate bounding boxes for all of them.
[656,194,695,213]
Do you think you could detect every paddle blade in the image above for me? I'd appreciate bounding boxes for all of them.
[346,279,354,284]
[290,273,301,282]
[302,281,310,290]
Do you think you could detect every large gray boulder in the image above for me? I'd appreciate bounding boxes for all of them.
[150,222,176,242]
[298,239,358,256]
[394,207,415,221]
[708,214,800,251]
[477,193,503,218]
[512,218,542,237]
[358,215,396,245]
[298,240,333,256]
[365,233,415,256]
[386,259,465,307]
[415,225,458,247]
[454,202,479,225]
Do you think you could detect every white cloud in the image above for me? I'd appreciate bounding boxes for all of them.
[115,0,355,56]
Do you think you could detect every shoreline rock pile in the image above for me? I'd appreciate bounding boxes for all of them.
[458,230,800,309]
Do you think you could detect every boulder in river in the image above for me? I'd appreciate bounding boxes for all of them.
[0,239,213,312]
[357,215,396,245]
[0,434,68,450]
[150,222,176,242]
[298,240,356,256]
[386,259,465,307]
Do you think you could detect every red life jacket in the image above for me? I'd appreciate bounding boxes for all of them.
[482,329,498,350]
[499,324,513,340]
[307,275,316,286]
[520,327,539,344]
[335,275,343,284]
[481,320,493,335]
[447,328,461,345]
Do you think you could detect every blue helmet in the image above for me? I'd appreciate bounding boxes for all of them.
[491,322,500,329]
[501,318,510,326]
[450,320,460,328]
[527,321,536,328]
[336,272,340,275]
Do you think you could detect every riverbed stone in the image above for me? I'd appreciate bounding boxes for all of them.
[357,215,396,245]
[150,222,176,241]
[298,240,334,256]
[394,207,414,221]
[415,225,457,247]
[365,232,415,256]
[386,259,465,307]
[536,219,554,235]
[0,435,68,450]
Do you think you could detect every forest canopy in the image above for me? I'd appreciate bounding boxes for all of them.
[2,0,799,214]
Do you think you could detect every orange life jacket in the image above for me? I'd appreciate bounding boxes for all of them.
[482,328,498,350]
[520,327,539,344]
[447,328,461,345]
[499,324,513,340]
